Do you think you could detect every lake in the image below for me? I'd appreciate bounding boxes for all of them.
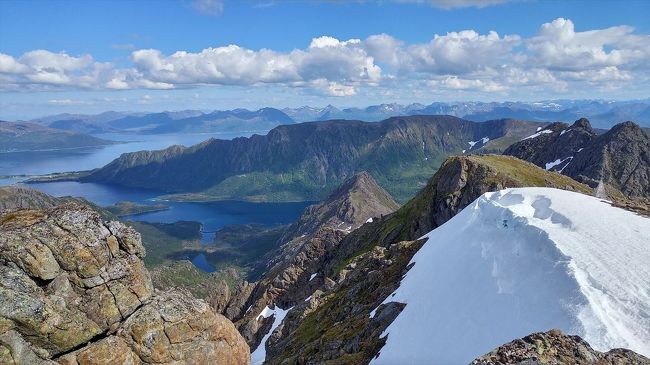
[0,131,312,272]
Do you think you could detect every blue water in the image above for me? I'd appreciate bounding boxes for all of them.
[18,180,311,271]
[26,180,311,241]
[0,131,311,272]
[191,253,216,272]
[0,131,265,176]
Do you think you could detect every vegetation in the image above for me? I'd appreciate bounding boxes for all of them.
[103,201,169,217]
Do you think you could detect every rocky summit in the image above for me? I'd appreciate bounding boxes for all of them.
[504,119,650,198]
[0,199,249,364]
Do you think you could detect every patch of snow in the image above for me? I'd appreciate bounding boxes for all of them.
[560,129,566,136]
[245,305,252,314]
[545,156,573,171]
[536,126,542,131]
[369,305,380,319]
[309,273,317,281]
[558,157,573,173]
[305,295,312,302]
[371,188,650,365]
[468,137,490,148]
[462,150,466,153]
[523,129,553,140]
[577,148,584,152]
[251,305,294,365]
[366,217,374,223]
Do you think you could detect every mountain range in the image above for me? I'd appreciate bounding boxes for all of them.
[504,118,650,198]
[78,116,543,203]
[0,121,116,152]
[22,99,650,136]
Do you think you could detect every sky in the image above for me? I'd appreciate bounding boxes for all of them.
[0,0,649,120]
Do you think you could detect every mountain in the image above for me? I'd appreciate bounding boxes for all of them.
[110,107,294,134]
[504,119,650,198]
[0,121,116,152]
[471,329,650,365]
[81,116,543,203]
[281,99,650,128]
[242,155,598,364]
[278,171,400,242]
[30,107,294,135]
[371,187,650,364]
[0,188,250,364]
[213,172,399,361]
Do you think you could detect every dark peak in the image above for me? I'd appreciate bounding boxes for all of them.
[331,171,380,198]
[571,118,593,132]
[609,120,643,134]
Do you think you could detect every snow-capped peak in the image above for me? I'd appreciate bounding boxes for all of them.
[371,188,650,365]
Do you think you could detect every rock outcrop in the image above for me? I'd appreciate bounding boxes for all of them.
[0,199,249,364]
[504,119,650,198]
[471,329,650,365]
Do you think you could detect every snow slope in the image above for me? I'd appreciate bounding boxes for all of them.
[371,188,650,365]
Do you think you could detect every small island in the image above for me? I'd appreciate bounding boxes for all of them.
[104,200,170,217]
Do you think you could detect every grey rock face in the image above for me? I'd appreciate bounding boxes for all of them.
[504,119,650,198]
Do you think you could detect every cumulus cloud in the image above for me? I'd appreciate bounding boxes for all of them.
[0,18,648,98]
[525,18,650,72]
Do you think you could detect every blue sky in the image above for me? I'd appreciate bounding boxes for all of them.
[1,0,649,119]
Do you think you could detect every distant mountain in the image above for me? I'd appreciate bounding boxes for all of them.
[504,119,650,198]
[81,116,543,203]
[0,120,116,152]
[282,99,650,128]
[30,107,294,135]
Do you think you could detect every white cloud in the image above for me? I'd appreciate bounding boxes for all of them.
[191,0,224,16]
[0,18,648,99]
[526,18,650,72]
[429,76,506,92]
[47,98,91,105]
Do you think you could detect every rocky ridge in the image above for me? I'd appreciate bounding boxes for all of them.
[504,119,650,198]
[0,192,249,364]
[219,172,400,357]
